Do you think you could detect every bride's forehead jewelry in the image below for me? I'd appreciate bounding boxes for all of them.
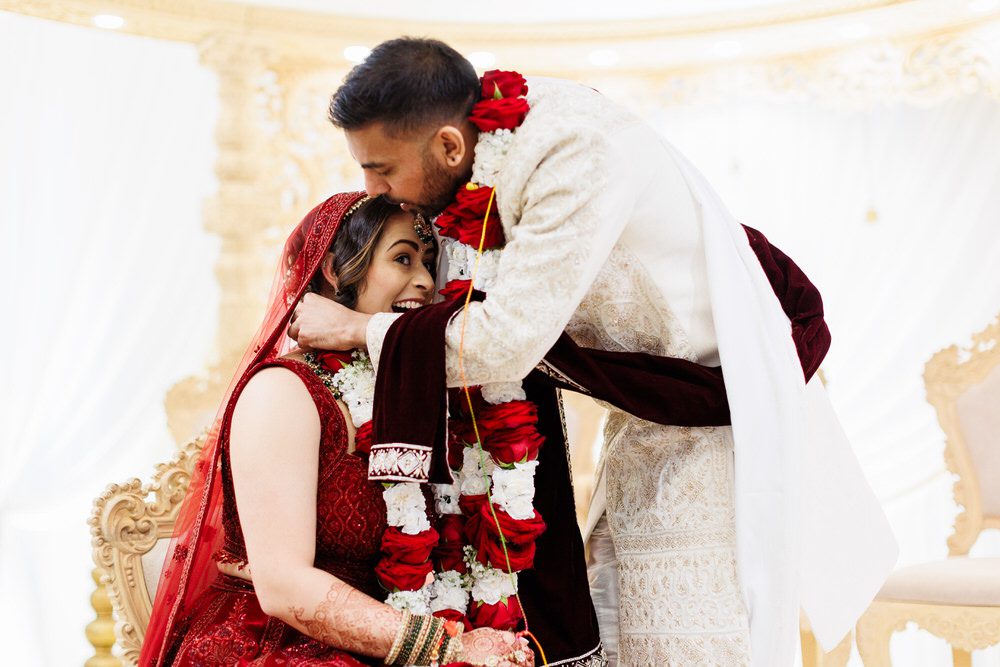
[344,195,373,219]
[412,213,434,245]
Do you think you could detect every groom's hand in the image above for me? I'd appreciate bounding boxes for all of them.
[289,293,370,350]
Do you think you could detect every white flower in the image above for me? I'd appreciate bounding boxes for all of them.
[433,483,462,515]
[471,129,514,188]
[464,546,519,603]
[470,566,518,604]
[445,240,503,290]
[460,446,495,496]
[430,570,469,613]
[490,461,538,520]
[330,352,376,427]
[382,482,430,535]
[481,381,526,405]
[386,585,432,614]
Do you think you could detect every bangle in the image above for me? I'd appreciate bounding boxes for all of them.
[386,611,448,666]
[438,620,464,665]
[385,610,411,665]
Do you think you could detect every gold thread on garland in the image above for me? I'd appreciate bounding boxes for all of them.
[455,184,548,666]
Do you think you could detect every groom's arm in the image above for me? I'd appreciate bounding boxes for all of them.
[366,121,656,387]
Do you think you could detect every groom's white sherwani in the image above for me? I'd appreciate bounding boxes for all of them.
[367,77,897,666]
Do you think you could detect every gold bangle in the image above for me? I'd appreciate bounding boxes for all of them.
[385,610,411,665]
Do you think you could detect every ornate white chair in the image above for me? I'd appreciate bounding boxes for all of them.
[856,316,1000,666]
[87,434,207,666]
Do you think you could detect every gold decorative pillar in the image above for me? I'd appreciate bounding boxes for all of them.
[84,568,122,667]
[165,32,287,443]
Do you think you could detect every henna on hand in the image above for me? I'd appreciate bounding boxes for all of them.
[288,581,401,658]
[460,628,534,666]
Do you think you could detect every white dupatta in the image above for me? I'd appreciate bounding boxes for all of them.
[666,144,898,664]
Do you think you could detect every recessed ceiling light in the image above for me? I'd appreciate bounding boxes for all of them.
[92,14,125,30]
[587,49,621,67]
[343,45,371,63]
[712,40,743,58]
[839,23,872,39]
[467,51,497,69]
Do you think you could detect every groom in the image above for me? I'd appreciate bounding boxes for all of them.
[291,37,897,666]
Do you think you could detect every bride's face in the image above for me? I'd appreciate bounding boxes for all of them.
[353,211,436,315]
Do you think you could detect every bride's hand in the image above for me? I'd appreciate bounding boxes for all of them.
[289,293,370,350]
[458,628,533,667]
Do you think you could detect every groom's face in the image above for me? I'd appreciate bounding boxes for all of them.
[345,122,467,217]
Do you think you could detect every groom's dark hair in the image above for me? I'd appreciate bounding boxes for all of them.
[329,37,480,134]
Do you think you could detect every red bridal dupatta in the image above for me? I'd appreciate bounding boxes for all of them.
[140,191,368,667]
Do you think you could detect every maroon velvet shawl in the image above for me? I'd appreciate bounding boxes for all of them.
[369,225,829,661]
[372,226,829,458]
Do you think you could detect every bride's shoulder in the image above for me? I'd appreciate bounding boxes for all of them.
[232,362,318,426]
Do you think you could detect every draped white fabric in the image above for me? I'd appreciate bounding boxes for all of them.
[0,13,218,666]
[650,94,1000,666]
[2,9,1000,667]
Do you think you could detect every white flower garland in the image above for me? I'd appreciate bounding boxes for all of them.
[329,351,375,427]
[459,115,543,612]
[330,352,437,613]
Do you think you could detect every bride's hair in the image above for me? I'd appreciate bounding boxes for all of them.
[311,196,423,309]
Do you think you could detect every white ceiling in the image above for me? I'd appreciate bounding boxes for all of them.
[233,0,824,24]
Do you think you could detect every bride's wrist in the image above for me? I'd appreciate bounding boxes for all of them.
[385,611,462,665]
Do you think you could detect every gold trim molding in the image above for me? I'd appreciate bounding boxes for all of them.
[3,0,1000,75]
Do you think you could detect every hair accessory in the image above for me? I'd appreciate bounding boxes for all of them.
[345,194,373,220]
[413,213,435,245]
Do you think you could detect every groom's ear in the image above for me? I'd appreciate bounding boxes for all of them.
[435,125,467,168]
[319,252,339,294]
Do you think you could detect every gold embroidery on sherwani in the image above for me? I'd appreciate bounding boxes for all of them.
[580,245,751,665]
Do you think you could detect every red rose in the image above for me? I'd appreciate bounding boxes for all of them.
[469,97,530,132]
[381,526,439,565]
[375,557,433,592]
[434,185,505,248]
[451,387,487,420]
[481,70,528,100]
[469,596,524,631]
[476,401,537,432]
[439,279,472,302]
[483,425,544,465]
[465,504,546,572]
[459,493,488,519]
[353,420,373,456]
[434,514,467,573]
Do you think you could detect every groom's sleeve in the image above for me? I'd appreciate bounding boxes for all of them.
[368,121,656,385]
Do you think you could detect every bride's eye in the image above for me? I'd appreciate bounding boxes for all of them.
[394,253,412,266]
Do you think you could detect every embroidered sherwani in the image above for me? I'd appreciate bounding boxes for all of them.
[367,77,896,666]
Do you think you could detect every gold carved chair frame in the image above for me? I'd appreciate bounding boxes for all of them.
[88,435,207,665]
[856,316,1000,666]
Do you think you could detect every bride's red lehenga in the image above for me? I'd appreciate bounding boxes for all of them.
[141,192,387,667]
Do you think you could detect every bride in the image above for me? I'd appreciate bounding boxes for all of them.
[140,192,531,666]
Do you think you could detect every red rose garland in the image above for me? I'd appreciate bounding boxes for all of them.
[431,69,546,633]
[312,351,439,614]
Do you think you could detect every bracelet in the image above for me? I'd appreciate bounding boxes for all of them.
[385,611,448,666]
[385,610,411,665]
[437,620,464,665]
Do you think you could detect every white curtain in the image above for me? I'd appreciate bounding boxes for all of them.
[648,92,1000,666]
[0,13,218,666]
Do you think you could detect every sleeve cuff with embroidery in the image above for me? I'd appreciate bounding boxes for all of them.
[365,312,402,374]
